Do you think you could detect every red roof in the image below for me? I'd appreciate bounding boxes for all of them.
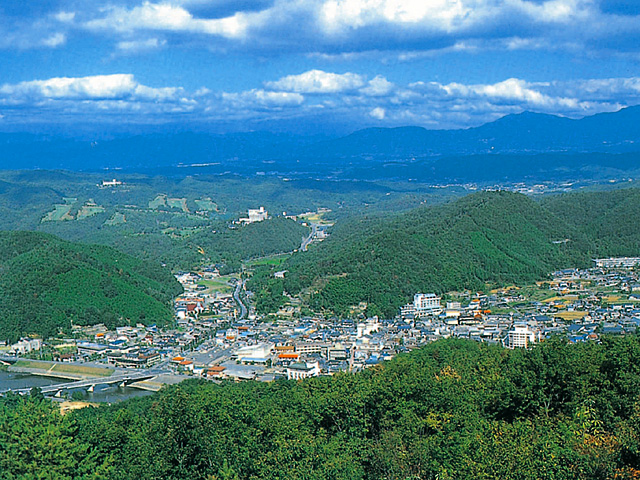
[279,353,299,359]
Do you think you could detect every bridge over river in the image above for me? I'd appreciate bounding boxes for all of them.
[0,371,155,397]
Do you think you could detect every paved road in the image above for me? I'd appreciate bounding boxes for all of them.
[233,279,248,319]
[301,223,318,252]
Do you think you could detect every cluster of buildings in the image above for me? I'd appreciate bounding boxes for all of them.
[7,338,43,356]
[5,259,640,388]
[396,263,640,349]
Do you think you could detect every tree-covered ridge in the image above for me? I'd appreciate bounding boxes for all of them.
[251,190,585,317]
[250,188,640,317]
[542,188,640,256]
[2,337,640,479]
[0,231,183,341]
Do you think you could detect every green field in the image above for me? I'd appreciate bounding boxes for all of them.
[13,360,114,377]
[553,311,588,321]
[42,203,73,222]
[197,278,233,293]
[167,198,189,213]
[14,360,54,370]
[194,198,218,211]
[245,254,290,267]
[77,204,105,220]
[149,194,167,209]
[51,364,114,377]
[104,212,126,225]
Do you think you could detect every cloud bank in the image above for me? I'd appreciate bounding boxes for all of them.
[1,71,638,131]
[3,0,640,58]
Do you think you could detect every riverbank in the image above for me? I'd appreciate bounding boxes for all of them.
[8,359,115,381]
[128,373,186,392]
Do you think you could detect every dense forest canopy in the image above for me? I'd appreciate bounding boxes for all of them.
[0,231,183,341]
[1,337,640,479]
[249,189,640,317]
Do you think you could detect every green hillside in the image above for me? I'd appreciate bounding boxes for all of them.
[0,231,183,341]
[250,190,585,316]
[2,337,640,479]
[251,189,640,317]
[542,188,640,256]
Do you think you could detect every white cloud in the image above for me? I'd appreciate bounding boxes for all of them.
[265,70,365,93]
[361,75,394,96]
[1,71,638,131]
[0,74,185,102]
[3,0,639,60]
[53,11,76,23]
[41,33,66,48]
[117,38,166,52]
[221,89,305,108]
[438,77,582,110]
[85,2,256,39]
[320,0,474,33]
[369,107,386,119]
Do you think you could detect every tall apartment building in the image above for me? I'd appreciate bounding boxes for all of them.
[414,293,442,316]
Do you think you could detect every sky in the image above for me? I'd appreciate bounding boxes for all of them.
[1,0,640,134]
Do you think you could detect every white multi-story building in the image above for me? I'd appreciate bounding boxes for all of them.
[504,324,539,349]
[414,293,442,316]
[286,361,320,380]
[238,206,268,224]
[593,257,640,269]
[10,338,42,355]
[357,317,381,338]
[294,342,331,356]
[248,207,268,223]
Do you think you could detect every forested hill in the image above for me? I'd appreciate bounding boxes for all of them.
[252,189,640,317]
[0,231,183,341]
[2,337,640,479]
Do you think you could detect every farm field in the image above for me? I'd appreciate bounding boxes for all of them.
[553,311,589,321]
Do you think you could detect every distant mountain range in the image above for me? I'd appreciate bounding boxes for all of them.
[1,106,639,182]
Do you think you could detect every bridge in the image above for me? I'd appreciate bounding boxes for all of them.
[0,371,155,397]
[0,356,18,366]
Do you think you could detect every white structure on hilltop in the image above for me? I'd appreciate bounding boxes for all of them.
[99,179,122,187]
[414,293,442,316]
[239,206,268,224]
[504,324,539,349]
[248,207,268,223]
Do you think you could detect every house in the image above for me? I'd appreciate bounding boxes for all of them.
[77,341,108,357]
[108,349,161,368]
[9,338,42,355]
[206,366,227,378]
[287,361,320,380]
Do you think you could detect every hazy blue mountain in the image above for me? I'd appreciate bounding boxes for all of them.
[1,106,639,182]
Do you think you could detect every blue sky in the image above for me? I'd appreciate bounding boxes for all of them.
[1,0,640,134]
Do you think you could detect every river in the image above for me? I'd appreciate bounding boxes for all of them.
[0,370,154,403]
